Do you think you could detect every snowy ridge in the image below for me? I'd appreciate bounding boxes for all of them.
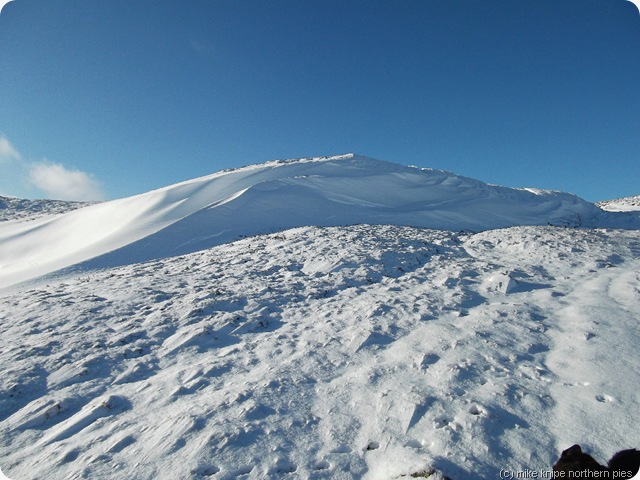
[597,195,640,212]
[1,225,639,479]
[0,154,637,290]
[0,195,93,223]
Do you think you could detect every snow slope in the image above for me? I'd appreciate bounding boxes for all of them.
[1,224,639,479]
[0,154,638,291]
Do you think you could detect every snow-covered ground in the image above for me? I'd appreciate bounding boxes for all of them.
[1,155,639,479]
[1,225,639,479]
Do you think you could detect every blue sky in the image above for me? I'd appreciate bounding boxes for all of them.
[0,0,638,202]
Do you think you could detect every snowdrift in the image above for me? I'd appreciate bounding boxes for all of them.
[0,154,637,289]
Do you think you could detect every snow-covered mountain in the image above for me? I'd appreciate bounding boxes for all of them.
[1,155,639,480]
[0,154,638,291]
[597,195,640,212]
[0,195,93,223]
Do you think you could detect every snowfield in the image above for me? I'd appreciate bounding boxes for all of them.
[0,155,639,479]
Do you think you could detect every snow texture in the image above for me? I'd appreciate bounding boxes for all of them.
[0,155,639,480]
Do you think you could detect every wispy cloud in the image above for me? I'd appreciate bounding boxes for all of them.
[28,161,104,201]
[0,135,21,162]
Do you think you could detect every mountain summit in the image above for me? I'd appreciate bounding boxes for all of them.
[0,154,637,289]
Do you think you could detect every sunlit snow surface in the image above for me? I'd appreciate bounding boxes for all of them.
[1,154,638,291]
[0,155,639,479]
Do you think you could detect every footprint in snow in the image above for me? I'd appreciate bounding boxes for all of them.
[419,353,441,370]
[312,459,331,471]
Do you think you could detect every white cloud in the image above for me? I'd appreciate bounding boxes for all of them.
[0,135,105,200]
[0,135,21,162]
[28,162,105,201]
[627,1,640,14]
[0,0,13,14]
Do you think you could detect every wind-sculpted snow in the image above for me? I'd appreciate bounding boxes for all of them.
[1,225,639,479]
[1,154,637,290]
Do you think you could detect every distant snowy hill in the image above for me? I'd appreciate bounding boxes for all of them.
[597,195,640,212]
[0,154,638,290]
[0,195,92,222]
